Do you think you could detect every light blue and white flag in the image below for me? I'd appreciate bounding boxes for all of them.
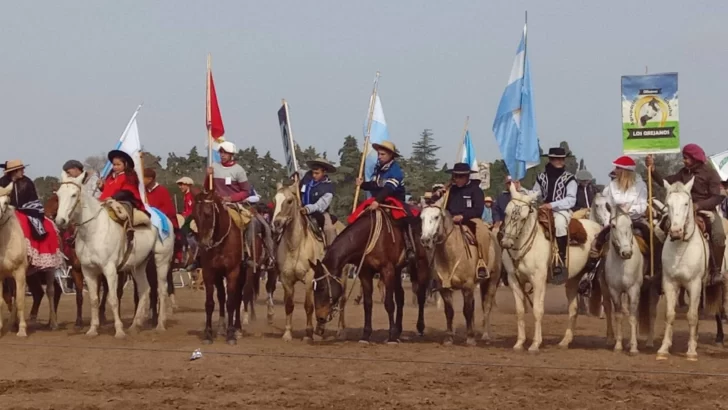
[461,130,478,173]
[492,23,540,180]
[364,94,390,181]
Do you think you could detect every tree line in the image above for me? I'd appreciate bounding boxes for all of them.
[33,132,683,219]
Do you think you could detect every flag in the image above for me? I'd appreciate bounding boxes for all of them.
[461,130,478,173]
[278,101,300,176]
[207,70,225,141]
[364,94,390,180]
[711,150,728,181]
[492,23,540,180]
[208,138,222,163]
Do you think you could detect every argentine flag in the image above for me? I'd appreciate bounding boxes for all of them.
[461,130,478,173]
[364,94,390,181]
[492,23,540,180]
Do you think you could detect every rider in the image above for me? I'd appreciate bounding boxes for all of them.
[583,155,653,273]
[0,160,48,239]
[432,162,490,279]
[573,169,597,213]
[205,141,275,267]
[143,168,183,262]
[530,147,577,284]
[300,157,337,247]
[62,160,100,198]
[646,143,725,284]
[98,150,145,241]
[356,141,416,261]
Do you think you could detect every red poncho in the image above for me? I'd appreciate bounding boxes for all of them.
[100,172,142,205]
[146,183,179,229]
[348,197,418,225]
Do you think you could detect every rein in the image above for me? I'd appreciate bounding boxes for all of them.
[58,181,103,227]
[198,198,232,250]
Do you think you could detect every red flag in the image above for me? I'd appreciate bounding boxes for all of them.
[207,71,225,140]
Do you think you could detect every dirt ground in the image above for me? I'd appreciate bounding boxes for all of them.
[1,278,728,410]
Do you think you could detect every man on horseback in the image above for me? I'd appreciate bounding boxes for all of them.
[205,140,275,267]
[572,169,597,217]
[529,147,577,283]
[432,162,490,279]
[63,160,100,198]
[299,157,337,248]
[646,143,725,284]
[355,141,416,261]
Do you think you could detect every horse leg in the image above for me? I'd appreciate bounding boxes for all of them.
[225,268,240,345]
[241,263,251,326]
[303,273,316,342]
[627,283,640,355]
[463,287,476,346]
[28,275,43,326]
[657,280,678,359]
[84,271,101,337]
[716,314,724,346]
[216,275,226,337]
[234,269,243,339]
[0,279,5,335]
[45,270,59,330]
[395,271,405,339]
[381,266,399,344]
[509,270,528,351]
[336,283,348,341]
[480,276,497,342]
[599,273,615,346]
[101,267,125,339]
[167,266,177,312]
[202,269,215,344]
[441,288,455,346]
[265,266,277,325]
[154,252,172,332]
[129,264,151,334]
[610,287,624,353]
[98,276,108,325]
[685,279,702,361]
[281,277,295,342]
[529,278,546,354]
[146,259,158,327]
[72,268,84,329]
[415,260,428,337]
[360,272,374,343]
[558,277,580,349]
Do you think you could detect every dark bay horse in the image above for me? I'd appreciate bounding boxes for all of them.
[240,214,278,325]
[193,189,243,345]
[310,208,430,343]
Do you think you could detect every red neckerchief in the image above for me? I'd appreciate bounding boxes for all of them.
[221,160,236,167]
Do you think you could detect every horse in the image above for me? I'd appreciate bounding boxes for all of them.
[600,204,659,354]
[420,204,501,345]
[0,183,29,337]
[309,207,430,344]
[192,188,244,345]
[500,183,602,352]
[657,178,721,361]
[271,183,326,341]
[54,171,174,338]
[240,214,275,326]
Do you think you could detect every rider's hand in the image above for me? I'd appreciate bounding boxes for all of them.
[453,215,464,223]
[368,200,380,211]
[96,179,104,189]
[645,154,654,172]
[355,177,363,187]
[513,181,522,190]
[539,203,552,211]
[206,167,214,176]
[300,207,309,215]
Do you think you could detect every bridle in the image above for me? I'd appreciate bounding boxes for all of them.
[196,195,231,250]
[422,204,456,247]
[502,197,539,256]
[57,181,103,227]
[609,209,634,257]
[667,190,697,242]
[311,263,343,323]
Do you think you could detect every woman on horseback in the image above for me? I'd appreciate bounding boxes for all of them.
[97,150,143,210]
[0,159,47,239]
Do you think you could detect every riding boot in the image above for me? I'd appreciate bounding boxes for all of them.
[710,244,726,285]
[551,236,568,285]
[404,225,416,262]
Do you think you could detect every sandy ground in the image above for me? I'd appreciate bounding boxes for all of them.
[1,278,728,409]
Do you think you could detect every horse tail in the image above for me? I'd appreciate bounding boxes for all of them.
[588,273,603,317]
[704,282,724,317]
[638,275,657,335]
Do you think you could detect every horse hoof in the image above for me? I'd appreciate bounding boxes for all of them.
[466,338,477,347]
[387,340,400,346]
[358,340,370,345]
[49,324,59,331]
[513,345,524,352]
[114,331,127,339]
[336,330,347,341]
[686,354,698,362]
[156,325,167,333]
[242,318,249,326]
[443,339,453,347]
[235,330,243,339]
[629,350,640,356]
[656,353,669,361]
[227,339,237,346]
[282,332,293,342]
[16,330,27,338]
[302,336,313,343]
[716,341,725,348]
[202,339,213,345]
[528,347,540,355]
[85,329,98,338]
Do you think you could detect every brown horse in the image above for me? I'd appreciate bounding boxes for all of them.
[310,208,430,343]
[240,215,278,326]
[193,189,243,345]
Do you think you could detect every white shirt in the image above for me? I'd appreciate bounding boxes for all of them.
[601,175,648,220]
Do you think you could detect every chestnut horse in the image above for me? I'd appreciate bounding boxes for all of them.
[192,189,243,345]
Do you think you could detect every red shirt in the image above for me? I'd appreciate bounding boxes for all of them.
[100,172,142,204]
[146,183,179,229]
[182,191,194,218]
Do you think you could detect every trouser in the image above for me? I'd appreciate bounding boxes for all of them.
[468,219,491,265]
[253,213,276,262]
[707,210,726,276]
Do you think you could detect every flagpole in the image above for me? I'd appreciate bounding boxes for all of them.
[283,99,302,205]
[645,65,655,278]
[443,116,470,207]
[98,103,144,183]
[352,71,380,212]
[206,53,214,190]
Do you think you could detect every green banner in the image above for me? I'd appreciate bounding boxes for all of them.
[621,73,680,154]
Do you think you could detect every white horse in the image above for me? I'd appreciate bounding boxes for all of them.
[500,183,602,352]
[658,178,716,360]
[0,183,29,337]
[603,204,658,354]
[54,171,174,338]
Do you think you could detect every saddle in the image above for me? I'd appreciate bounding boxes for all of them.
[537,208,588,245]
[104,200,151,228]
[226,203,253,230]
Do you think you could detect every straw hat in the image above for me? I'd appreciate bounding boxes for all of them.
[305,157,337,173]
[1,159,27,174]
[371,141,400,157]
[176,176,194,185]
[423,192,433,199]
[484,196,493,203]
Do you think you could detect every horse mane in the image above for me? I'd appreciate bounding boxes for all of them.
[323,210,381,277]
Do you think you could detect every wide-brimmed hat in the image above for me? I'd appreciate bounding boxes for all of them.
[1,159,27,174]
[484,196,493,203]
[176,176,194,185]
[306,157,337,173]
[447,162,477,175]
[541,147,572,158]
[107,150,135,168]
[371,141,400,157]
[423,192,433,199]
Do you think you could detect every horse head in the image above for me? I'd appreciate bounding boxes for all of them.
[192,188,224,249]
[501,182,538,249]
[608,202,634,259]
[55,171,86,229]
[272,182,298,235]
[419,204,448,249]
[663,177,695,241]
[0,183,14,221]
[590,193,610,227]
[309,259,344,325]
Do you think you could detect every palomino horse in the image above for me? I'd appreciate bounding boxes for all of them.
[55,171,174,338]
[0,183,29,337]
[309,208,430,344]
[272,183,326,341]
[500,183,602,352]
[601,204,659,354]
[192,189,244,345]
[420,205,501,345]
[657,178,720,361]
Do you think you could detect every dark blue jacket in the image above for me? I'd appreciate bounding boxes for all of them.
[361,160,406,202]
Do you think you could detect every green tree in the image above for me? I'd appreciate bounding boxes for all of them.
[636,153,683,200]
[330,135,361,216]
[34,176,59,202]
[410,129,440,172]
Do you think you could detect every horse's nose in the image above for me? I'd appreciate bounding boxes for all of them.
[501,238,513,249]
[420,237,432,248]
[55,217,66,228]
[669,226,683,239]
[620,250,632,259]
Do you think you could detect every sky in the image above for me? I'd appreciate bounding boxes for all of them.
[1,1,727,185]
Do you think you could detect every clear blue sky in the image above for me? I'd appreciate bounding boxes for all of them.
[1,1,726,183]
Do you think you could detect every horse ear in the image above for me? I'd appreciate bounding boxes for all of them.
[605,202,612,214]
[276,181,283,190]
[684,176,695,192]
[662,179,671,191]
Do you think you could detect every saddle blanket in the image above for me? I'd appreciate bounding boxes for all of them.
[348,197,419,225]
[15,211,63,271]
[146,205,171,242]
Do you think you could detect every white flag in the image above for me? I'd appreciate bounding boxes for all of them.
[711,150,728,182]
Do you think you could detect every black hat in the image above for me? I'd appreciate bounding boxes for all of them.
[107,150,135,169]
[541,147,572,158]
[447,162,477,175]
[62,159,84,172]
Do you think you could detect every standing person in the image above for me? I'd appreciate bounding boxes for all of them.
[572,170,597,217]
[299,158,337,247]
[176,176,196,225]
[646,143,725,284]
[482,196,494,225]
[492,175,527,233]
[62,160,100,198]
